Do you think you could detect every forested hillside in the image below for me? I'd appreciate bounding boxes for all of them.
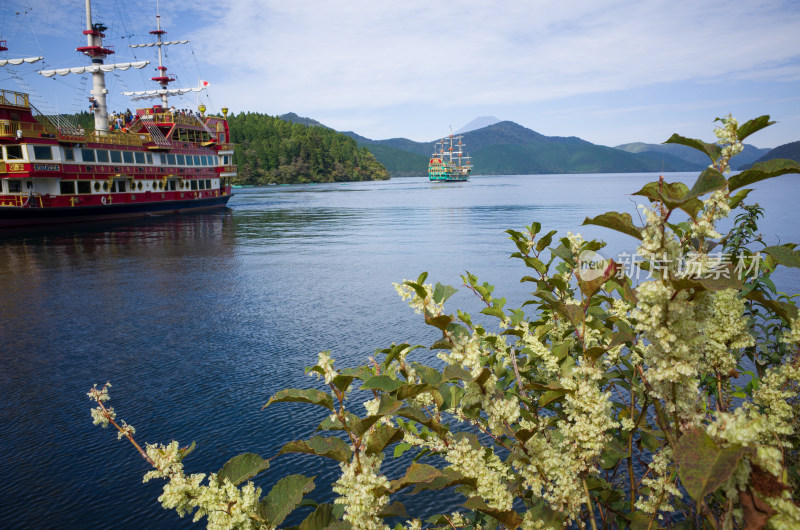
[227,113,389,184]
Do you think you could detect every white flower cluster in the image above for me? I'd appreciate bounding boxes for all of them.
[438,332,484,377]
[310,351,337,385]
[444,437,514,511]
[780,317,800,345]
[393,281,444,316]
[698,289,754,375]
[634,446,680,518]
[143,441,262,529]
[558,364,618,467]
[518,326,561,377]
[87,382,115,428]
[332,452,391,530]
[704,362,800,525]
[713,114,743,175]
[691,189,731,240]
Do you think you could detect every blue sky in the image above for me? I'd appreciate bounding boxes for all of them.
[2,0,799,148]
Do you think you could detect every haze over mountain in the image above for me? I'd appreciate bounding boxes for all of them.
[741,140,800,169]
[614,142,771,171]
[456,116,502,134]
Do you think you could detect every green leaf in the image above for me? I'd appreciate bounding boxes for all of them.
[535,230,558,253]
[425,313,453,331]
[389,462,449,492]
[432,283,458,304]
[763,245,800,268]
[259,474,316,527]
[745,289,799,322]
[633,180,703,216]
[684,168,727,201]
[263,388,333,411]
[539,389,570,407]
[674,427,748,502]
[393,442,413,458]
[442,364,473,382]
[361,375,405,393]
[216,452,269,486]
[298,504,335,530]
[462,497,522,529]
[729,159,800,192]
[278,436,352,463]
[728,188,752,209]
[583,211,643,240]
[330,375,354,394]
[395,383,444,408]
[365,424,404,455]
[378,501,408,518]
[736,115,774,142]
[664,133,721,162]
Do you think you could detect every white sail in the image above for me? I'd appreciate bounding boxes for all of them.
[38,60,149,77]
[0,57,43,67]
[129,40,189,48]
[123,85,207,100]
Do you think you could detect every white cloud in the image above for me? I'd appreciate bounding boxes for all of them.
[189,0,800,115]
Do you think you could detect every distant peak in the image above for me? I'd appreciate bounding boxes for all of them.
[456,116,502,134]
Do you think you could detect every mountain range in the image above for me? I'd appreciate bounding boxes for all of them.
[279,114,796,177]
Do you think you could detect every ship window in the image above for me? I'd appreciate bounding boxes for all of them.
[187,155,195,166]
[81,149,95,162]
[158,153,166,165]
[115,180,126,193]
[102,182,109,192]
[64,149,75,161]
[167,154,176,165]
[7,180,22,193]
[206,179,211,189]
[123,151,134,164]
[176,154,185,165]
[96,150,109,163]
[94,182,101,191]
[77,181,91,194]
[110,151,122,163]
[146,153,153,164]
[134,152,145,164]
[60,181,75,194]
[33,146,53,160]
[5,145,23,160]
[191,180,197,190]
[169,180,177,191]
[193,155,200,165]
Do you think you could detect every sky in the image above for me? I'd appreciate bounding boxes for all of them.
[1,0,799,148]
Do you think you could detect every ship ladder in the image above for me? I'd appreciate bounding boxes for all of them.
[6,67,82,135]
[137,110,172,147]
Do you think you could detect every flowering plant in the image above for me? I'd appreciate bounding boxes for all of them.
[89,116,800,529]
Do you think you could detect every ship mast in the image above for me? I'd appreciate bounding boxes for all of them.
[124,1,207,105]
[149,9,174,108]
[37,0,149,134]
[81,0,112,132]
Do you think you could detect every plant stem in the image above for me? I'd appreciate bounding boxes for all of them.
[582,476,599,530]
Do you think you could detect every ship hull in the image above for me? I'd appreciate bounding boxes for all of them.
[429,174,470,182]
[0,194,231,228]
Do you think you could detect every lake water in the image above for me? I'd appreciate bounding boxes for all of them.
[1,173,799,528]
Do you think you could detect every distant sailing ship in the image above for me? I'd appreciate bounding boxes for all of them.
[428,130,472,182]
[0,0,235,228]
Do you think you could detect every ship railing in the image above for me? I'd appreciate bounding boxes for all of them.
[0,118,55,139]
[0,89,30,108]
[87,130,152,147]
[142,112,203,127]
